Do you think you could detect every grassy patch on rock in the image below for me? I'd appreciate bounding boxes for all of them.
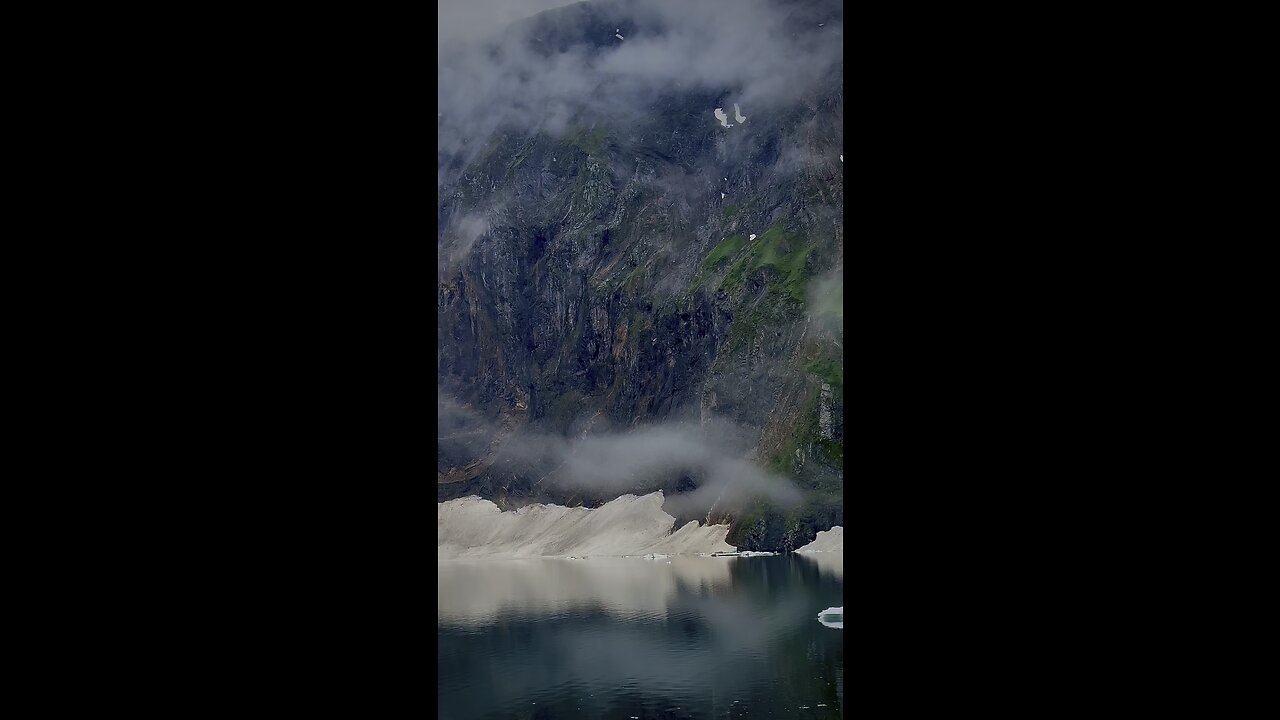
[718,223,810,303]
[565,127,607,156]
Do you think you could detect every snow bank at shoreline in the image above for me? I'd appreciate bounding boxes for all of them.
[796,526,843,553]
[438,491,736,559]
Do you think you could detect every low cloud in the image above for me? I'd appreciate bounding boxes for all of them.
[439,393,503,475]
[438,0,579,55]
[438,0,843,169]
[438,211,493,278]
[808,266,842,335]
[496,419,803,518]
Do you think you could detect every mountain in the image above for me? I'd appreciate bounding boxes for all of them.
[438,0,843,551]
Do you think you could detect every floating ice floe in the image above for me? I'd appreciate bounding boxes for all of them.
[713,108,731,128]
[713,550,774,558]
[817,606,843,629]
[734,103,746,123]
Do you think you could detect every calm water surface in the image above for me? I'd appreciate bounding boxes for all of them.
[438,553,843,719]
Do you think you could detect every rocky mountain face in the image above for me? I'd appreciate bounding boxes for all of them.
[438,0,843,551]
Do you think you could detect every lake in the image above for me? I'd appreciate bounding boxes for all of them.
[438,553,844,719]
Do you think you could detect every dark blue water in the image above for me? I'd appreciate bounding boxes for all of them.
[438,553,843,719]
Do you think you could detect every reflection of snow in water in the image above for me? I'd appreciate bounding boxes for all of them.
[797,550,842,580]
[439,556,735,626]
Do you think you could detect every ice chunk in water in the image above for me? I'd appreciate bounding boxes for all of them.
[818,606,843,629]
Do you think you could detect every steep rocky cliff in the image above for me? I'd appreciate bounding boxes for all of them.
[438,0,843,550]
